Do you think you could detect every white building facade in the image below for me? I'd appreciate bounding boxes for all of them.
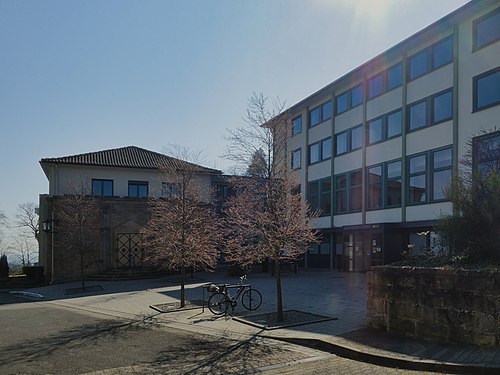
[287,1,500,271]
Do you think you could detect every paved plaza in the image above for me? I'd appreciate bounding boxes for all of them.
[1,269,499,374]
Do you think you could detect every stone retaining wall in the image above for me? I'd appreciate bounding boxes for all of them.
[367,266,500,345]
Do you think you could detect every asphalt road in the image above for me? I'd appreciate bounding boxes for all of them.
[0,297,440,374]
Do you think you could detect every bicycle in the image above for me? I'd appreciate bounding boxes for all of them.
[207,275,262,315]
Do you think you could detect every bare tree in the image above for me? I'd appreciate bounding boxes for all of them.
[8,230,37,267]
[55,180,101,288]
[141,146,220,307]
[222,93,319,322]
[246,148,267,178]
[15,202,39,242]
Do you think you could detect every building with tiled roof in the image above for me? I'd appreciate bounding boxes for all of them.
[38,146,225,282]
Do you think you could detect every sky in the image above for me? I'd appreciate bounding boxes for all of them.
[0,0,469,221]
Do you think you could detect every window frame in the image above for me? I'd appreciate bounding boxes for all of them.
[367,164,383,210]
[408,36,453,81]
[473,67,500,112]
[128,180,149,198]
[335,83,364,115]
[473,7,500,51]
[431,146,453,201]
[292,115,302,136]
[308,177,332,216]
[472,130,500,174]
[309,100,333,127]
[367,108,403,146]
[291,148,302,169]
[408,153,428,205]
[92,179,114,197]
[407,88,453,132]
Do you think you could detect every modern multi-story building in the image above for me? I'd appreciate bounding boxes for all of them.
[38,146,226,282]
[287,0,499,271]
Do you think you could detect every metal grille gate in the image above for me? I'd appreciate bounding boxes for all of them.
[116,233,143,268]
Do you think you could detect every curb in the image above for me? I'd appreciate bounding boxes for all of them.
[264,336,500,375]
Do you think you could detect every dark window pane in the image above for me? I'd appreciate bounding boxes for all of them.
[309,143,320,164]
[367,166,382,210]
[473,131,500,174]
[336,132,348,155]
[387,110,402,138]
[410,155,426,174]
[336,92,349,114]
[475,9,500,49]
[433,90,453,123]
[387,63,402,90]
[320,178,331,215]
[336,174,347,190]
[369,74,383,98]
[387,161,401,179]
[433,170,451,200]
[432,37,452,69]
[409,50,428,80]
[475,69,500,110]
[351,126,363,150]
[409,101,427,130]
[92,180,102,196]
[351,84,364,107]
[322,138,332,160]
[102,180,113,196]
[308,181,319,211]
[409,175,426,203]
[386,179,402,207]
[310,106,321,127]
[292,116,302,135]
[368,166,382,183]
[433,148,452,169]
[336,190,347,213]
[322,101,333,121]
[351,187,362,211]
[292,149,301,169]
[351,170,362,186]
[368,118,383,144]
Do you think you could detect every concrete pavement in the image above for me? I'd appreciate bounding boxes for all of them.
[9,269,500,373]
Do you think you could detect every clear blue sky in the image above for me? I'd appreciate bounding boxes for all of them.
[0,0,468,219]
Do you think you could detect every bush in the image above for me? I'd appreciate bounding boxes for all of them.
[0,254,9,278]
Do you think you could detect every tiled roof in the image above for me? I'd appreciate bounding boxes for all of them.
[40,146,221,174]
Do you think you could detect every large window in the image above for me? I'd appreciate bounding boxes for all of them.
[292,115,302,136]
[92,179,113,197]
[474,8,500,50]
[291,148,302,169]
[367,109,402,145]
[366,159,402,210]
[335,83,364,114]
[473,67,500,112]
[407,147,452,204]
[408,89,453,131]
[335,125,363,156]
[334,174,347,214]
[309,100,333,127]
[308,138,331,165]
[128,181,148,198]
[308,177,331,216]
[350,170,363,212]
[408,36,453,80]
[335,171,363,214]
[162,182,179,198]
[473,131,500,175]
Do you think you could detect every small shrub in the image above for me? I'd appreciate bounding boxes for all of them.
[0,254,9,278]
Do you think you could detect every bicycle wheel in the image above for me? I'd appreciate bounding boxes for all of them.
[208,292,230,315]
[241,289,262,311]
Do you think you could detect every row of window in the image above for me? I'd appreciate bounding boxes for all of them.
[91,179,179,198]
[291,7,500,136]
[307,146,453,215]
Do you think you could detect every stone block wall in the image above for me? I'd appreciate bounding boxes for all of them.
[367,266,500,345]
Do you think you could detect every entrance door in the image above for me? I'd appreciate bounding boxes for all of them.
[116,233,143,268]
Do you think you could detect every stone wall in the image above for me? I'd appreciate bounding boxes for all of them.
[367,266,500,345]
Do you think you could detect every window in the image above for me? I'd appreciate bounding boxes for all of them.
[387,110,402,138]
[408,36,453,81]
[474,8,500,50]
[367,165,382,209]
[408,89,453,131]
[335,132,348,155]
[351,84,364,108]
[291,148,302,169]
[387,63,403,90]
[350,170,363,212]
[309,100,333,127]
[335,84,364,114]
[334,174,347,214]
[308,137,331,165]
[473,131,500,175]
[92,179,113,197]
[292,115,302,135]
[128,181,148,198]
[368,118,383,144]
[432,148,452,200]
[408,154,427,204]
[473,67,500,111]
[369,73,383,98]
[335,92,349,114]
[162,182,179,197]
[386,160,402,207]
[309,143,320,164]
[351,125,363,150]
[308,177,331,216]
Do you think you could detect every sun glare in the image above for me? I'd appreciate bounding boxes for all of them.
[315,0,396,26]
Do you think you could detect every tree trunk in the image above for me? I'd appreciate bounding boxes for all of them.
[180,264,186,307]
[275,259,284,322]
